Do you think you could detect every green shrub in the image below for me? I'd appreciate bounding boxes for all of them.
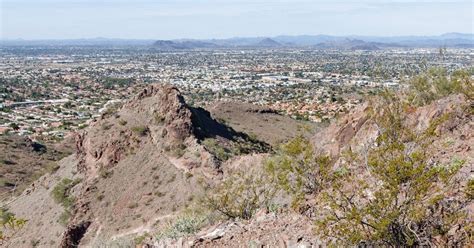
[51,178,81,226]
[155,114,165,124]
[202,138,230,161]
[0,178,9,187]
[134,233,150,245]
[171,143,186,158]
[101,102,123,117]
[314,95,468,246]
[407,68,473,106]
[467,179,474,200]
[205,167,277,220]
[99,166,113,179]
[156,213,208,240]
[128,203,139,209]
[46,163,61,174]
[185,172,193,179]
[30,239,40,247]
[0,208,27,245]
[58,211,72,227]
[265,136,332,210]
[132,126,149,136]
[51,178,80,209]
[101,123,112,130]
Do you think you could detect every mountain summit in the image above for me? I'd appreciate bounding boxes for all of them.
[256,38,282,47]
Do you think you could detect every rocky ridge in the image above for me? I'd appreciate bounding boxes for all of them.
[4,84,269,247]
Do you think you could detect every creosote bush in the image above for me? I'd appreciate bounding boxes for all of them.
[51,178,80,208]
[314,93,470,246]
[213,88,472,246]
[265,136,331,210]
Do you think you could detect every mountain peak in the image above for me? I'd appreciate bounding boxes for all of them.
[256,38,282,47]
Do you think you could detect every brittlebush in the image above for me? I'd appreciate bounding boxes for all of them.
[0,208,27,245]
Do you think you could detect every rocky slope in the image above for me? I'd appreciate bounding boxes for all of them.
[208,101,319,147]
[0,135,73,199]
[3,84,269,247]
[3,87,472,247]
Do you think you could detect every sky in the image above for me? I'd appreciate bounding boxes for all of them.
[1,0,473,40]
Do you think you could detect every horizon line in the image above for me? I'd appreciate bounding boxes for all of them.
[1,32,473,42]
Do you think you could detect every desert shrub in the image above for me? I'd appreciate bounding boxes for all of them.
[0,178,9,187]
[93,237,135,248]
[466,178,474,200]
[205,167,277,220]
[134,233,151,245]
[101,123,113,130]
[265,136,332,210]
[58,211,72,227]
[247,132,259,142]
[156,212,208,240]
[202,138,230,161]
[30,239,40,247]
[99,166,113,179]
[154,114,165,124]
[46,163,61,174]
[0,208,27,245]
[171,143,187,158]
[128,203,139,209]
[131,126,149,136]
[407,68,473,106]
[51,178,81,226]
[314,94,470,246]
[51,178,80,209]
[101,102,123,117]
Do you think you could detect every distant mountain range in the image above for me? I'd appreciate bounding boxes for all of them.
[2,33,473,49]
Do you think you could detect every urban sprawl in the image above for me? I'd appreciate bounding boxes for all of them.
[0,46,472,141]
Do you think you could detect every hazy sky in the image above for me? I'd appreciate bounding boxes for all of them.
[1,0,473,40]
